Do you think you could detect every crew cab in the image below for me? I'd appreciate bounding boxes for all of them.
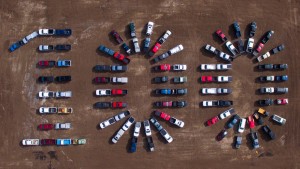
[261,125,276,140]
[38,45,54,52]
[249,22,257,37]
[153,64,171,71]
[158,30,172,44]
[169,117,185,128]
[55,123,71,130]
[94,77,110,84]
[98,45,115,56]
[146,21,154,36]
[250,132,259,149]
[22,139,40,146]
[246,38,254,53]
[205,116,219,126]
[218,51,233,62]
[233,21,241,38]
[257,52,271,62]
[205,44,219,55]
[55,91,72,98]
[55,29,72,36]
[172,64,187,71]
[111,30,123,44]
[217,76,232,82]
[121,43,131,55]
[225,41,238,56]
[57,60,71,67]
[39,107,58,114]
[38,60,56,67]
[111,77,128,84]
[55,44,71,51]
[55,76,71,83]
[154,101,187,108]
[154,88,187,95]
[218,108,235,120]
[56,139,72,146]
[202,100,233,107]
[132,38,140,53]
[113,52,131,64]
[111,65,127,72]
[215,29,227,42]
[38,29,55,36]
[262,30,274,44]
[201,88,232,94]
[271,44,285,54]
[173,76,187,83]
[153,76,168,83]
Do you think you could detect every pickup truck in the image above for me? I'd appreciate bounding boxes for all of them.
[233,21,241,38]
[217,76,232,82]
[202,100,233,107]
[22,31,39,44]
[173,76,187,83]
[55,123,71,129]
[56,139,72,146]
[9,40,24,52]
[57,107,73,114]
[216,64,232,70]
[96,89,112,96]
[98,45,115,56]
[22,139,40,146]
[112,89,127,95]
[38,45,54,52]
[147,136,155,152]
[72,138,86,145]
[169,44,184,55]
[55,91,72,98]
[39,107,58,114]
[55,29,72,36]
[257,52,271,62]
[158,30,172,44]
[111,77,128,84]
[57,60,71,67]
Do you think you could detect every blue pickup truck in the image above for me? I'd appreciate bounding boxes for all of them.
[57,60,71,67]
[56,139,72,146]
[98,45,115,56]
[9,41,24,52]
[55,29,72,36]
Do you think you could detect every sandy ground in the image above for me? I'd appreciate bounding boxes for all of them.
[0,0,300,168]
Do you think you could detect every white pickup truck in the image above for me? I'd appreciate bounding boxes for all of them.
[169,44,184,55]
[216,64,232,70]
[217,76,232,82]
[95,89,111,96]
[257,52,271,62]
[55,123,71,129]
[55,91,72,98]
[39,107,58,114]
[22,139,40,146]
[111,77,128,84]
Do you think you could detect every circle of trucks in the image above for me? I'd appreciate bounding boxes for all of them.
[13,21,288,151]
[203,21,288,149]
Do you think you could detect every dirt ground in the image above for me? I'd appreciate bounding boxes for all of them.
[0,0,300,168]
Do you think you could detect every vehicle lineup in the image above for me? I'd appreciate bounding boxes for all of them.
[19,21,289,154]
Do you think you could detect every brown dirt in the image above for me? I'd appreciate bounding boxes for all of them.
[0,0,300,168]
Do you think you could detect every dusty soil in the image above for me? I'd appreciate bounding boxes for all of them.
[0,0,300,168]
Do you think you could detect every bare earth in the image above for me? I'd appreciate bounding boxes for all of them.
[0,0,300,168]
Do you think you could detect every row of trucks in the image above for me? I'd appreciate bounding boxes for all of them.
[39,107,73,114]
[22,138,86,146]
